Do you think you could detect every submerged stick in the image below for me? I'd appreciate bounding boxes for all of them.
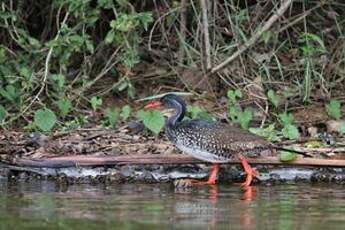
[12,154,345,168]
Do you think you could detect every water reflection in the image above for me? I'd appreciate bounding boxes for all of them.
[1,180,345,229]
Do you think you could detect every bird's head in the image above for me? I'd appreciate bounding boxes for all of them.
[144,94,186,110]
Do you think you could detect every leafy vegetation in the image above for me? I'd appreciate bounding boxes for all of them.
[0,1,344,140]
[137,109,165,135]
[227,89,253,129]
[326,99,342,120]
[186,105,215,121]
[33,108,57,132]
[279,151,298,162]
[278,113,300,140]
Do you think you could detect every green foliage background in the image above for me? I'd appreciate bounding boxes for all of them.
[0,1,344,132]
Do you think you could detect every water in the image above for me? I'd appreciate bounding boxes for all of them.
[1,180,345,230]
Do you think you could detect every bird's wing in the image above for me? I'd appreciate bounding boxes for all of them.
[175,120,270,153]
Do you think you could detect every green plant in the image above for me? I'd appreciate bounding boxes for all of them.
[0,1,154,130]
[33,108,57,132]
[325,99,342,120]
[278,113,300,140]
[249,124,281,142]
[105,11,153,98]
[120,105,131,120]
[267,89,280,108]
[137,109,165,134]
[0,85,21,103]
[227,89,253,129]
[299,33,327,102]
[105,107,120,127]
[61,114,89,131]
[90,96,102,111]
[56,98,72,118]
[187,105,215,121]
[279,150,297,162]
[227,89,242,104]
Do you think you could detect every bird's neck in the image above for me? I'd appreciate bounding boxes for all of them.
[166,101,185,128]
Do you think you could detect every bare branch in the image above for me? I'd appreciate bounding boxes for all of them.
[200,0,211,70]
[210,0,293,74]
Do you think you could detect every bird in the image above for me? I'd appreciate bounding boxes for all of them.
[145,94,305,187]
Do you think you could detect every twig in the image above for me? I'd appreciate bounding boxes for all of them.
[210,0,292,74]
[200,0,211,70]
[178,0,187,62]
[148,7,181,51]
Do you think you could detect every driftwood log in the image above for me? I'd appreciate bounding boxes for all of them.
[12,154,345,168]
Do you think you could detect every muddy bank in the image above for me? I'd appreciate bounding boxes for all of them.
[2,127,345,185]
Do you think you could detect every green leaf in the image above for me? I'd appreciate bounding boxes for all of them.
[85,39,94,53]
[282,124,300,140]
[238,108,253,129]
[325,99,342,120]
[137,12,154,31]
[0,105,7,122]
[0,85,20,102]
[187,105,204,119]
[228,105,240,121]
[249,124,281,142]
[57,98,71,118]
[227,89,242,104]
[279,151,297,162]
[34,108,57,131]
[98,0,115,9]
[28,37,41,48]
[105,30,115,44]
[105,107,120,127]
[137,109,164,134]
[278,112,295,125]
[90,96,102,111]
[19,66,33,81]
[120,105,131,120]
[267,89,280,108]
[51,74,65,88]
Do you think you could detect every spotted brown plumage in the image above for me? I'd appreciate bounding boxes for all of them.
[168,120,271,162]
[144,94,301,187]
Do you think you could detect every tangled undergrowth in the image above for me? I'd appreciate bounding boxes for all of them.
[0,0,344,140]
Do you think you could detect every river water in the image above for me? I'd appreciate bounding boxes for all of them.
[1,180,345,229]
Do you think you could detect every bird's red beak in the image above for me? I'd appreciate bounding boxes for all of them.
[144,101,162,109]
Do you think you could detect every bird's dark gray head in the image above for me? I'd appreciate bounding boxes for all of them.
[160,94,187,110]
[144,94,187,124]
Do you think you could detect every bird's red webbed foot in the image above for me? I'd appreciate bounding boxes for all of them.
[239,154,259,187]
[190,163,219,185]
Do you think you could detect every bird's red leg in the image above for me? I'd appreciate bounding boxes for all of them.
[191,163,219,185]
[239,154,259,187]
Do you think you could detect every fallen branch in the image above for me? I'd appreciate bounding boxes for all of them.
[11,154,345,168]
